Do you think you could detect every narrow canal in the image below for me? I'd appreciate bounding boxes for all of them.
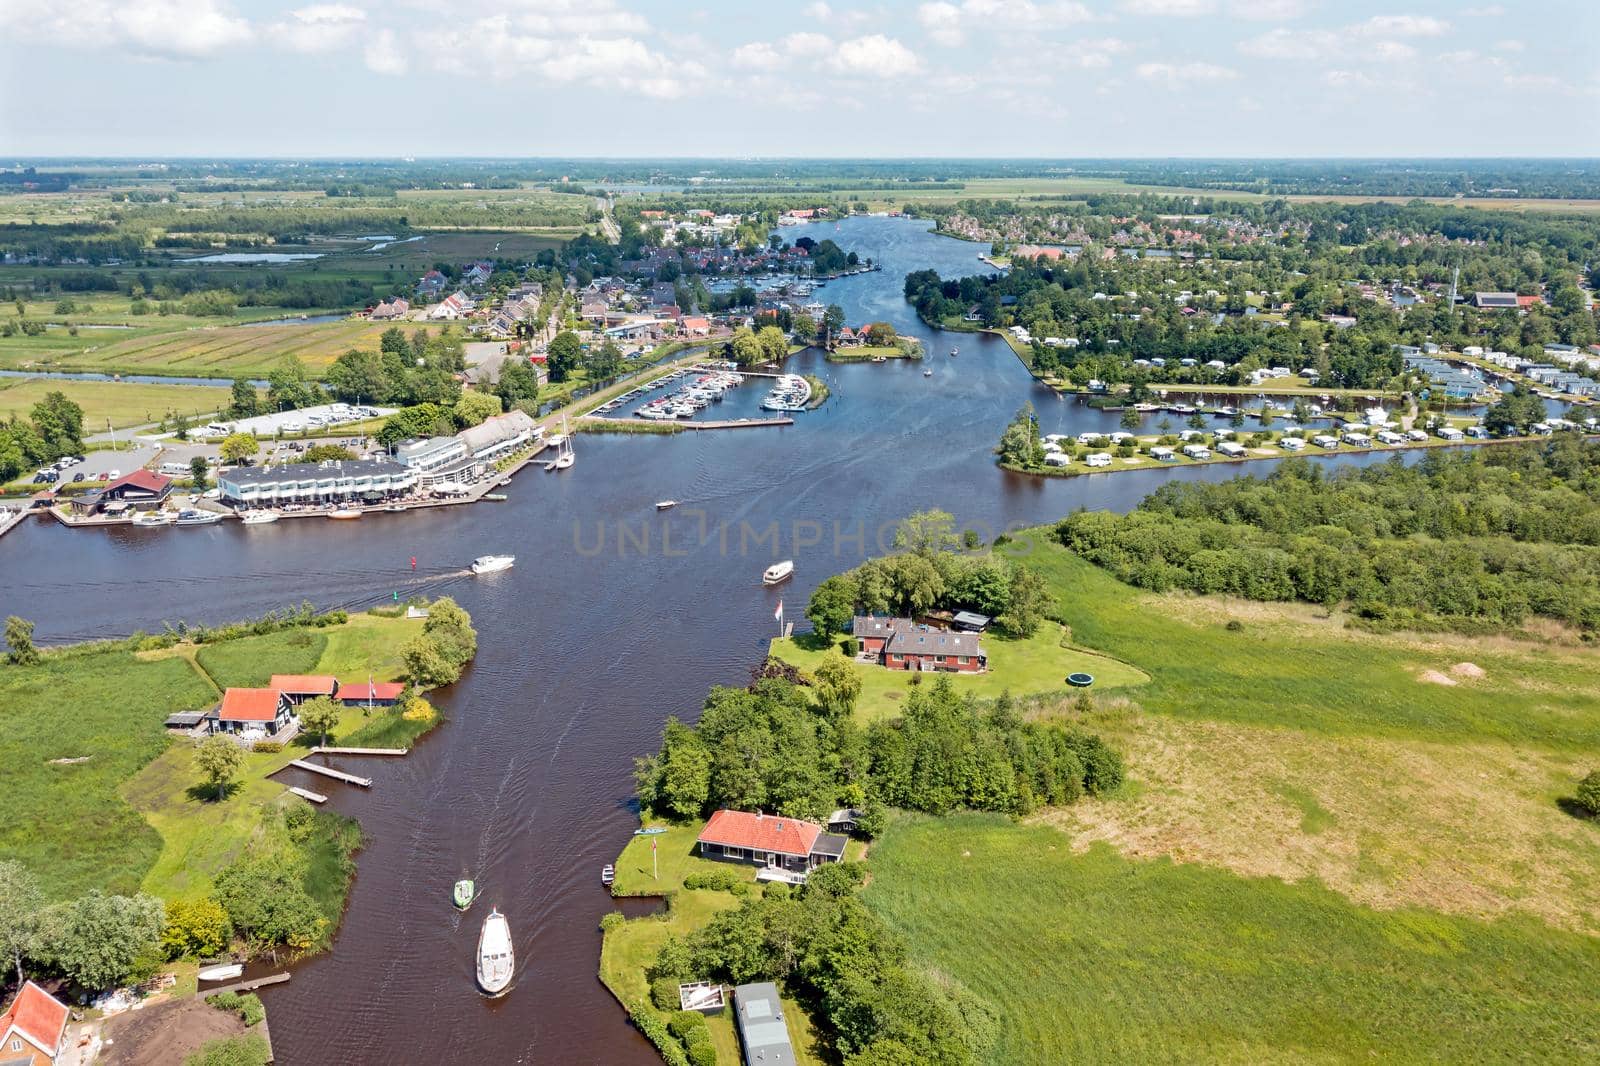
[0,216,1442,1063]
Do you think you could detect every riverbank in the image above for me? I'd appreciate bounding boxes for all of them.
[802,374,829,408]
[824,341,921,362]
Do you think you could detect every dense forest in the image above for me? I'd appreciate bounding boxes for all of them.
[1056,440,1600,632]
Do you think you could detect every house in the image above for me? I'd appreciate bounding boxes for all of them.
[396,436,470,476]
[336,679,405,706]
[679,315,710,337]
[370,297,410,321]
[0,981,69,1066]
[209,687,295,736]
[428,292,469,321]
[74,469,173,515]
[270,674,337,704]
[1474,292,1520,310]
[850,616,986,672]
[733,982,795,1066]
[458,410,538,462]
[218,460,416,507]
[696,810,847,884]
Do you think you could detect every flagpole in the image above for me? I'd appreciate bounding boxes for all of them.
[652,837,658,881]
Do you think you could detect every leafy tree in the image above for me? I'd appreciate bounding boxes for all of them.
[5,615,40,666]
[727,327,763,366]
[298,696,341,748]
[453,389,502,428]
[806,574,858,640]
[998,565,1048,638]
[496,357,540,407]
[29,391,84,457]
[822,304,846,347]
[813,653,863,721]
[190,456,209,489]
[546,331,583,383]
[302,444,356,463]
[266,358,318,412]
[402,634,459,688]
[0,860,42,985]
[1119,407,1140,431]
[219,433,260,465]
[213,854,326,953]
[162,897,232,959]
[40,891,164,991]
[228,378,261,419]
[757,325,790,364]
[997,402,1043,468]
[1187,410,1207,430]
[195,734,244,799]
[895,510,958,558]
[1577,770,1600,817]
[324,348,391,405]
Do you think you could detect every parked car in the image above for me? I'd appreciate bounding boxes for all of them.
[72,472,85,482]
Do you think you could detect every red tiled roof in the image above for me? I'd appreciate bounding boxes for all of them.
[269,674,337,695]
[698,810,822,858]
[107,469,171,494]
[0,981,69,1061]
[337,680,404,701]
[218,688,284,722]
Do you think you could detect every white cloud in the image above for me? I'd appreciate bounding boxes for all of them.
[831,35,921,78]
[1237,28,1333,59]
[783,31,835,58]
[1136,61,1238,87]
[804,1,834,17]
[0,0,252,59]
[918,1,1096,47]
[1370,40,1416,61]
[1226,0,1308,18]
[1462,5,1504,15]
[270,4,366,54]
[1121,0,1215,14]
[1241,13,1452,62]
[432,15,700,98]
[1502,72,1560,90]
[731,42,782,69]
[363,27,405,75]
[1358,15,1449,37]
[1493,39,1525,53]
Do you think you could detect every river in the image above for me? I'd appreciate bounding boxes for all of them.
[0,216,1446,1063]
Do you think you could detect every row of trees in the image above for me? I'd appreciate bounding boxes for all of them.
[0,391,85,482]
[1057,441,1600,630]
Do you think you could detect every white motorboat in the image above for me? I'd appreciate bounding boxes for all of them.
[923,368,933,377]
[130,510,174,527]
[175,509,222,526]
[471,554,515,575]
[763,560,794,585]
[656,500,678,511]
[477,908,514,996]
[239,510,279,525]
[196,963,244,983]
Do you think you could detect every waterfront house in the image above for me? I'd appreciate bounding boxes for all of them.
[218,460,416,508]
[396,436,470,475]
[0,981,69,1066]
[850,616,986,673]
[209,688,295,737]
[733,982,796,1066]
[73,469,173,516]
[696,810,847,883]
[270,674,338,704]
[336,679,405,706]
[458,410,538,463]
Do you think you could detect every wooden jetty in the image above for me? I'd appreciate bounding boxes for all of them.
[202,972,291,997]
[287,786,328,804]
[285,759,372,788]
[580,415,794,431]
[311,746,407,756]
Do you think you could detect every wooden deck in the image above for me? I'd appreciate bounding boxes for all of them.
[310,746,407,756]
[287,786,328,804]
[283,759,372,787]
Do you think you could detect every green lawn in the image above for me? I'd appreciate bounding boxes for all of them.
[864,813,1600,1064]
[610,820,743,898]
[194,630,326,688]
[1006,535,1600,749]
[769,620,1148,723]
[0,377,238,430]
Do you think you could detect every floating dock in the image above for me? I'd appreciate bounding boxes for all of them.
[310,746,407,756]
[285,759,372,788]
[287,786,328,804]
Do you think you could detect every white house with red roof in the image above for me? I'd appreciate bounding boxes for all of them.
[0,981,69,1066]
[695,810,847,883]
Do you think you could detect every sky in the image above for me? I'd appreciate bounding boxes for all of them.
[1,0,1597,158]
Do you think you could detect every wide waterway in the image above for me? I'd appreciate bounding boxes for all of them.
[0,216,1448,1063]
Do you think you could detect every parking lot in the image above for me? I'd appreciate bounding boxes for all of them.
[208,403,396,439]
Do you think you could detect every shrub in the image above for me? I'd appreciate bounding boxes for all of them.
[1577,770,1600,816]
[1224,619,1244,633]
[628,1002,691,1066]
[600,912,625,933]
[683,869,743,892]
[667,1011,707,1040]
[842,637,859,657]
[252,740,283,754]
[687,1042,717,1066]
[650,976,682,1012]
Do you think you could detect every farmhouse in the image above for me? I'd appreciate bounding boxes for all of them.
[851,616,986,672]
[733,982,796,1066]
[696,810,847,884]
[0,981,69,1066]
[207,687,295,737]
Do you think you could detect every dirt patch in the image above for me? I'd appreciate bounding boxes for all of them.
[100,997,248,1066]
[1417,669,1458,686]
[1033,715,1600,937]
[1451,662,1487,680]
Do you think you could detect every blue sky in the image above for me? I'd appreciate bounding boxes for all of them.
[1,0,1595,157]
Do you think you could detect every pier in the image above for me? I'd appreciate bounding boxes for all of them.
[287,786,328,804]
[579,415,794,431]
[283,759,372,788]
[311,745,408,756]
[0,506,29,542]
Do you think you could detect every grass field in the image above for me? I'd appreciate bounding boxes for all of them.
[864,813,1600,1064]
[0,376,237,429]
[0,317,440,379]
[1005,535,1600,749]
[769,620,1149,723]
[0,612,424,903]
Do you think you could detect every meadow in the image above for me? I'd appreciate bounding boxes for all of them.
[864,813,1600,1064]
[0,376,236,430]
[0,611,423,903]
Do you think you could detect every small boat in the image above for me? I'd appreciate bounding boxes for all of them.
[482,493,508,501]
[175,509,221,526]
[453,879,476,911]
[471,554,515,575]
[601,865,615,887]
[923,368,933,377]
[328,508,362,520]
[497,477,512,487]
[553,452,574,470]
[763,560,794,586]
[477,909,514,997]
[656,500,678,511]
[950,346,959,356]
[384,504,406,513]
[239,510,279,525]
[196,963,244,983]
[131,510,174,527]
[633,826,668,836]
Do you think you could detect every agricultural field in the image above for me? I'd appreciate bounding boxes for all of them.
[865,813,1600,1064]
[769,620,1147,724]
[0,376,236,430]
[0,317,440,379]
